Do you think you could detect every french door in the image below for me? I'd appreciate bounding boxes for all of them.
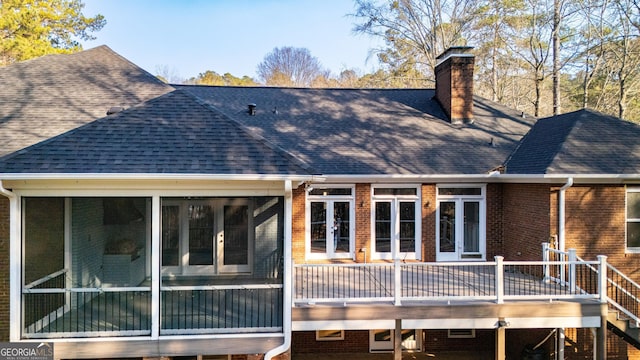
[161,198,252,275]
[436,186,485,261]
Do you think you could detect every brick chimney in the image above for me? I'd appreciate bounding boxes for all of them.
[434,46,475,124]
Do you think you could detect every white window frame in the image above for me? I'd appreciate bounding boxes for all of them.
[370,185,422,261]
[626,187,640,253]
[435,184,486,262]
[316,330,345,341]
[448,329,476,338]
[305,184,356,260]
[161,197,253,276]
[369,329,422,352]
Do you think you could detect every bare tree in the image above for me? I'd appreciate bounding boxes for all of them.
[351,0,482,79]
[257,47,325,87]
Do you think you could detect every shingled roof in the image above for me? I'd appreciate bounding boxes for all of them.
[0,45,172,158]
[505,109,640,174]
[177,86,536,175]
[0,90,313,175]
[4,46,638,179]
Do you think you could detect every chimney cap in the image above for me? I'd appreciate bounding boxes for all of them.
[436,46,474,60]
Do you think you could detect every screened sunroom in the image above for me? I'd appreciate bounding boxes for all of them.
[20,194,285,339]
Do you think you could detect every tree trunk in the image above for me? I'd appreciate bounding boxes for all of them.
[535,75,541,117]
[619,75,627,119]
[553,0,561,115]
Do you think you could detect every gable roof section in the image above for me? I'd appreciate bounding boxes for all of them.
[0,90,313,175]
[0,45,173,159]
[178,86,536,175]
[505,109,640,174]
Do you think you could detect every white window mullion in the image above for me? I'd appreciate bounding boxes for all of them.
[326,201,335,256]
[392,199,399,259]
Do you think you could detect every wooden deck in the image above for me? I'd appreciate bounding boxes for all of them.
[292,260,606,331]
[293,260,598,305]
[25,259,604,338]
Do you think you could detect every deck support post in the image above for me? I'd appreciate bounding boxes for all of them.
[394,319,402,360]
[596,313,607,360]
[596,255,608,360]
[495,256,504,304]
[557,328,565,360]
[394,259,401,306]
[495,325,506,360]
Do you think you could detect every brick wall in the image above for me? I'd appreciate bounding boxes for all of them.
[0,197,8,341]
[355,184,371,263]
[486,184,504,258]
[424,329,495,353]
[560,185,640,276]
[422,184,436,261]
[291,331,369,353]
[291,187,306,264]
[502,184,551,261]
[434,56,475,123]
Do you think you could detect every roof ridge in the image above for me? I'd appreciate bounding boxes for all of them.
[88,45,172,89]
[177,89,319,175]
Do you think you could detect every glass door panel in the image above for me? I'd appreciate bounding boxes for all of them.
[219,204,250,273]
[162,205,180,267]
[375,202,392,253]
[439,201,456,254]
[310,202,327,253]
[222,205,249,266]
[463,201,480,254]
[333,202,350,253]
[399,202,416,252]
[188,204,214,266]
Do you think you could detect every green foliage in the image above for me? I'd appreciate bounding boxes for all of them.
[188,70,257,86]
[0,0,105,65]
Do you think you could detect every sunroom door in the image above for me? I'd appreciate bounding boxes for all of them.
[162,199,252,275]
[436,186,485,261]
[162,200,216,275]
[218,202,252,273]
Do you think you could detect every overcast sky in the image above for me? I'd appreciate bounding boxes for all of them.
[80,0,383,81]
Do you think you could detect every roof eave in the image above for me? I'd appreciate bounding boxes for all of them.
[320,173,640,184]
[0,173,318,182]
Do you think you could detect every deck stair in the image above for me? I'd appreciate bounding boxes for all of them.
[547,245,640,349]
[608,310,640,349]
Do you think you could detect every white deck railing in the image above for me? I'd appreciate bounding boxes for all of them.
[293,255,607,306]
[543,243,640,327]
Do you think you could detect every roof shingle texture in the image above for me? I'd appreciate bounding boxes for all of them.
[178,86,536,175]
[0,90,312,175]
[0,45,172,158]
[0,91,307,174]
[505,109,640,174]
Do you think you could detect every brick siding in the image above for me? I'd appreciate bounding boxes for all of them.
[292,331,369,354]
[502,184,551,261]
[422,184,436,261]
[435,56,474,123]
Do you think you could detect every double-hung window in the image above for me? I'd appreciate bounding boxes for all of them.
[627,187,640,251]
[371,185,421,260]
[306,185,355,259]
